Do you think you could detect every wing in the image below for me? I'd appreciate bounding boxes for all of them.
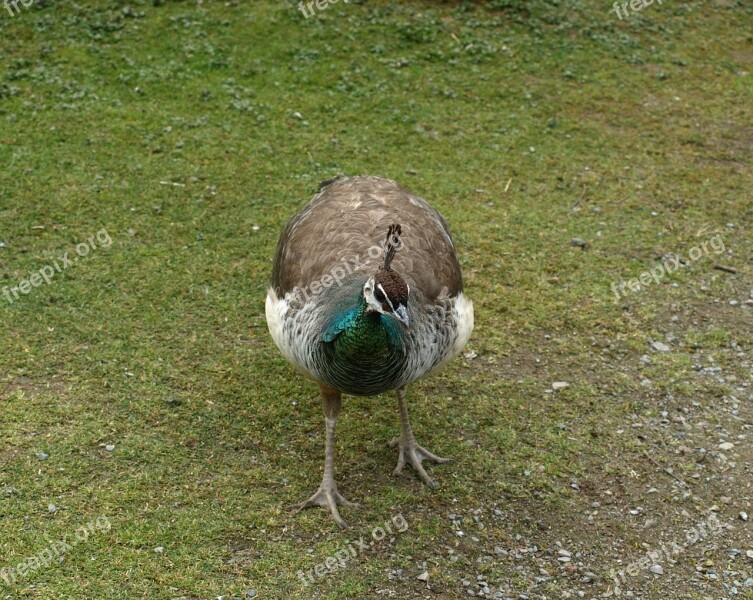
[271,176,463,302]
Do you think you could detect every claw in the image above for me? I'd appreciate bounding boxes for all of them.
[390,439,452,488]
[290,483,360,528]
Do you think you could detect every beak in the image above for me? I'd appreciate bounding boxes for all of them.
[393,304,410,328]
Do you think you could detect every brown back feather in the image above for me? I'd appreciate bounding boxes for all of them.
[271,176,464,302]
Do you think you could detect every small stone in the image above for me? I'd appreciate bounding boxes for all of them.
[552,382,570,391]
[650,341,671,352]
[37,452,49,461]
[649,564,664,575]
[154,546,164,553]
[246,591,257,598]
[105,444,115,452]
[746,550,753,560]
[741,512,749,522]
[48,503,57,513]
[570,237,588,249]
[719,442,734,451]
[417,571,429,582]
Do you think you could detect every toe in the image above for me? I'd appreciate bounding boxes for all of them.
[335,494,361,509]
[414,462,438,488]
[393,453,407,475]
[423,450,452,464]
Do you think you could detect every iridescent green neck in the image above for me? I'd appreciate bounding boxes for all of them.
[318,295,406,396]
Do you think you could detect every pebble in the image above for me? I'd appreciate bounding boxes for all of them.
[650,341,671,352]
[37,452,49,461]
[154,546,164,553]
[552,382,570,391]
[649,564,664,575]
[417,571,429,582]
[246,591,256,598]
[105,444,115,452]
[741,512,749,521]
[48,503,57,513]
[719,442,735,451]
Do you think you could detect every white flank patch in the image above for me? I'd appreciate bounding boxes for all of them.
[265,288,294,364]
[424,292,474,377]
[451,292,474,357]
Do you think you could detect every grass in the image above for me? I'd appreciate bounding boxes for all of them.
[1,1,752,599]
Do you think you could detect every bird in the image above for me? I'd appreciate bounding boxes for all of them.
[265,176,474,526]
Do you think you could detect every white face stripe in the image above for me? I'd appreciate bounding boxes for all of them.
[376,283,396,312]
[363,277,384,313]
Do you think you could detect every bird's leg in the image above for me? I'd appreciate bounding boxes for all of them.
[290,384,360,527]
[388,387,451,488]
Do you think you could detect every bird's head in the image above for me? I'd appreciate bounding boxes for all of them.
[363,224,410,327]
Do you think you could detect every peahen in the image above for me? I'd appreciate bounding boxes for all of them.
[265,176,474,526]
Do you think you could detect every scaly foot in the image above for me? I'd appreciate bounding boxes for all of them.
[290,482,360,528]
[388,437,452,488]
